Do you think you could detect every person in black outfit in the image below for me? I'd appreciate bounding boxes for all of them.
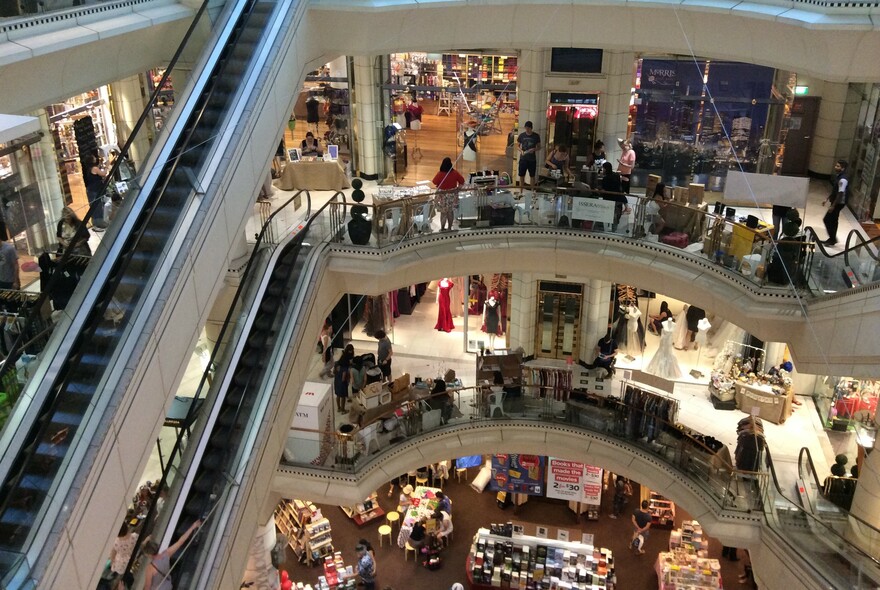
[301,132,322,157]
[586,332,618,377]
[822,159,849,245]
[600,162,628,230]
[684,305,705,350]
[408,517,427,561]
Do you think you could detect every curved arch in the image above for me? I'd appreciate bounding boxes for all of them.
[274,421,762,546]
[310,1,880,83]
[326,230,804,346]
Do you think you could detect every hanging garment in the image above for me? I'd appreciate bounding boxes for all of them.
[449,277,465,318]
[645,319,683,379]
[672,307,689,350]
[468,280,487,314]
[435,279,455,332]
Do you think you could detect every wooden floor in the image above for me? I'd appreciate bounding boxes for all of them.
[284,98,517,186]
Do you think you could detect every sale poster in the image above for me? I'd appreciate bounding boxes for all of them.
[489,454,545,496]
[547,457,603,504]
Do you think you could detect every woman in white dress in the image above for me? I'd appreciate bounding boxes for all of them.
[645,318,683,379]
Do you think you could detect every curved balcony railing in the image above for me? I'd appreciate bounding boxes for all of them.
[280,380,880,588]
[326,184,879,297]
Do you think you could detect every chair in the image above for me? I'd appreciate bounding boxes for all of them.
[432,460,450,489]
[487,391,507,418]
[378,525,392,547]
[411,202,433,234]
[386,510,400,532]
[455,466,468,483]
[404,541,417,561]
[415,468,429,487]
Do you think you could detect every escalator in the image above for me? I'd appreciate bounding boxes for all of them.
[0,0,280,579]
[804,226,880,292]
[162,196,343,587]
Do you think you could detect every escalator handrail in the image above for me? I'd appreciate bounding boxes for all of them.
[165,193,347,579]
[797,445,826,500]
[805,226,879,260]
[125,189,347,577]
[0,0,214,385]
[764,447,880,579]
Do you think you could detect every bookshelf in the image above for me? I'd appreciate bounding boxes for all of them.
[274,499,335,565]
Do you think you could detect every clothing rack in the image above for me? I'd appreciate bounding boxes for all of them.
[524,365,572,400]
[618,382,679,442]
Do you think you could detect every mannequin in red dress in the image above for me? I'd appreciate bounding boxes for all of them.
[435,278,455,332]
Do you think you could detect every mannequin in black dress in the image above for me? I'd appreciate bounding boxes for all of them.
[482,295,502,351]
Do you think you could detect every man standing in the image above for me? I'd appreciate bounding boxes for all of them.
[631,500,652,555]
[822,159,849,246]
[517,121,541,195]
[0,236,20,290]
[375,329,393,381]
[354,544,376,590]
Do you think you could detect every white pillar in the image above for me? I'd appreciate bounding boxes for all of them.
[241,517,281,589]
[581,279,613,361]
[809,81,850,175]
[847,448,880,558]
[31,109,66,240]
[352,55,383,179]
[763,342,786,372]
[109,75,151,172]
[508,273,537,355]
[599,51,636,167]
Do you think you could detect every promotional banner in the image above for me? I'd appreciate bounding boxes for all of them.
[547,458,604,504]
[571,197,615,223]
[489,454,545,496]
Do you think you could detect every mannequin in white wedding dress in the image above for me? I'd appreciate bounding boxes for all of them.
[645,318,683,379]
[624,305,644,356]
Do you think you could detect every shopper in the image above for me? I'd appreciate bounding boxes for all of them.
[517,121,541,195]
[318,318,333,378]
[398,484,414,512]
[587,140,606,168]
[333,361,349,412]
[0,236,20,290]
[108,522,138,588]
[375,329,393,381]
[649,301,672,335]
[616,139,636,194]
[436,491,452,514]
[585,332,618,377]
[610,477,626,518]
[432,157,465,231]
[600,161,628,230]
[142,520,201,590]
[433,509,453,541]
[822,159,849,246]
[408,517,428,559]
[353,543,376,590]
[631,500,652,554]
[82,153,109,229]
[56,206,92,256]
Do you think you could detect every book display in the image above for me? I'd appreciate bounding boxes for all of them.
[340,491,385,526]
[274,499,335,565]
[655,551,722,590]
[641,490,676,530]
[316,552,356,590]
[668,520,708,557]
[467,527,615,589]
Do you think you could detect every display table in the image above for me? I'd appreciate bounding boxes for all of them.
[278,160,349,191]
[467,527,615,589]
[402,486,442,527]
[340,492,385,526]
[655,551,721,590]
[734,381,792,424]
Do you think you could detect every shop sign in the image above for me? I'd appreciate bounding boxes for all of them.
[571,197,615,223]
[489,454,545,496]
[546,458,603,504]
[548,92,598,106]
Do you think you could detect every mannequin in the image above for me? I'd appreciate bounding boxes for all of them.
[435,278,455,332]
[695,317,711,349]
[623,305,644,356]
[482,295,502,351]
[645,318,683,379]
[463,125,478,162]
[673,305,689,350]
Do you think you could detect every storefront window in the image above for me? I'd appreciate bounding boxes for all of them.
[820,376,879,431]
[0,135,50,253]
[545,93,599,167]
[147,69,176,131]
[630,58,793,191]
[848,83,880,221]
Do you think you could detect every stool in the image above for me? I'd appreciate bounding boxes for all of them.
[378,525,392,547]
[415,472,429,487]
[405,542,417,561]
[386,511,400,532]
[455,467,467,483]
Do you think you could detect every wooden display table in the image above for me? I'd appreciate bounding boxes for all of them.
[340,492,385,526]
[278,159,349,191]
[734,381,792,424]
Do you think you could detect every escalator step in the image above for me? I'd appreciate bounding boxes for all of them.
[17,473,52,493]
[0,507,36,527]
[217,408,237,427]
[192,472,218,495]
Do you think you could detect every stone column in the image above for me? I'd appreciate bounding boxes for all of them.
[599,51,636,167]
[241,517,281,589]
[31,109,66,244]
[763,342,787,372]
[109,74,151,171]
[351,55,383,180]
[848,447,880,558]
[581,279,613,361]
[516,49,545,187]
[810,81,850,175]
[508,273,537,356]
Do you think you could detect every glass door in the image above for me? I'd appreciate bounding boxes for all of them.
[535,282,583,360]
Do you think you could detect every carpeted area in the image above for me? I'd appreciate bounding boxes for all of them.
[278,473,751,589]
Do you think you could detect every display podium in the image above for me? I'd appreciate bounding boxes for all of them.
[735,382,792,424]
